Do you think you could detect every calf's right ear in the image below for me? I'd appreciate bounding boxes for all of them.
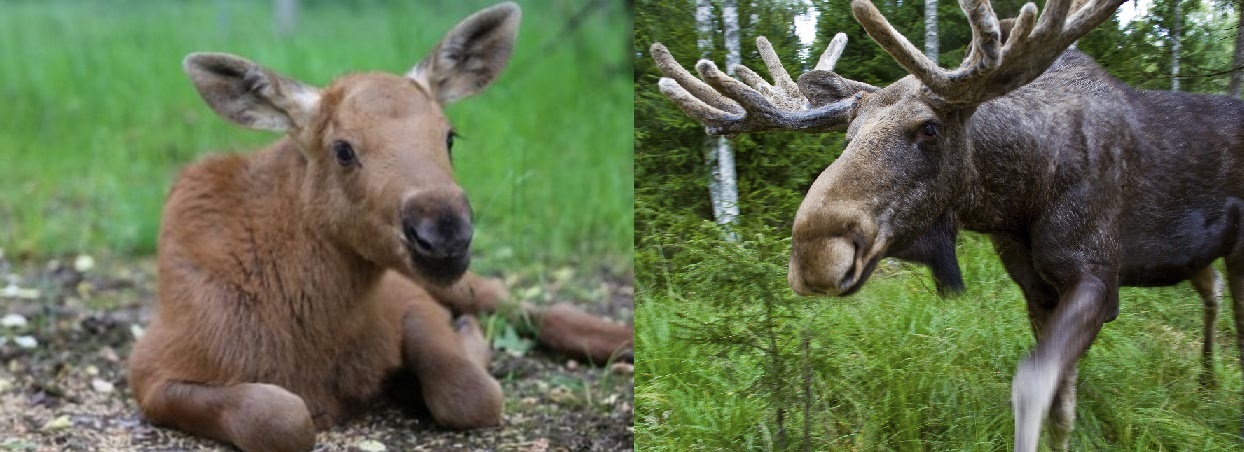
[183,52,321,132]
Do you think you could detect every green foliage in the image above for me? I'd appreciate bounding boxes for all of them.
[0,0,633,269]
[638,233,1244,450]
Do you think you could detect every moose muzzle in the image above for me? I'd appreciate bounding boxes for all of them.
[788,202,883,297]
[401,188,473,284]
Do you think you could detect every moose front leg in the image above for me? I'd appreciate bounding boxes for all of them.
[1012,276,1108,452]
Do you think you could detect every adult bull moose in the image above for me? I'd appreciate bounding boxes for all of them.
[651,0,1244,449]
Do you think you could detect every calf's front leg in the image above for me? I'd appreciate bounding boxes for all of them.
[1012,275,1108,452]
[399,294,504,429]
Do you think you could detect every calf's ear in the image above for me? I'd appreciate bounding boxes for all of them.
[183,52,321,132]
[407,2,520,105]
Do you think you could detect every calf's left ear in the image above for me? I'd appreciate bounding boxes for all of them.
[407,2,520,105]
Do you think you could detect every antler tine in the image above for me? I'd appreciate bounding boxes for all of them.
[1065,0,1125,38]
[814,33,849,72]
[651,43,744,116]
[755,37,804,105]
[957,0,1002,74]
[656,77,746,131]
[851,0,949,89]
[1034,0,1073,36]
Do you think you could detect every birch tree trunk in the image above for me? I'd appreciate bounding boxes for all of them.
[924,0,938,62]
[717,0,740,231]
[1230,0,1244,98]
[1171,0,1182,91]
[695,0,726,223]
[274,0,298,37]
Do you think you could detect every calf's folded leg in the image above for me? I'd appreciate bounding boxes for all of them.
[135,379,315,452]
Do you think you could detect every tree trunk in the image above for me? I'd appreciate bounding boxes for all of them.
[274,0,298,37]
[924,0,938,62]
[695,0,727,223]
[717,0,740,232]
[1230,0,1244,98]
[1171,0,1182,91]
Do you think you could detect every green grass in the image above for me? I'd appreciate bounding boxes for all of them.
[0,0,632,269]
[636,233,1244,450]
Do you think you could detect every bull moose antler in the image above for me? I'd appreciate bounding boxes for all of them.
[650,34,877,136]
[853,0,1122,105]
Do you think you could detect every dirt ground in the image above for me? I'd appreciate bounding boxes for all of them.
[0,253,633,452]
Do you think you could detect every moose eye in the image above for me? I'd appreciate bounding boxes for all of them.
[446,131,458,161]
[917,121,940,143]
[332,140,357,167]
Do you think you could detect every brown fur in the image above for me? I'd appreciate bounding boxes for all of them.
[128,4,631,451]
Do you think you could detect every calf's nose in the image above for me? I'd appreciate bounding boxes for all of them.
[403,212,473,259]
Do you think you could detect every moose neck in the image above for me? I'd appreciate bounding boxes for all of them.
[944,50,1111,237]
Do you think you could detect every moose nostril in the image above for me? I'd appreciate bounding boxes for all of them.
[402,213,472,259]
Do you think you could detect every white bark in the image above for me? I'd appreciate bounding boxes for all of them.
[274,0,298,37]
[695,0,725,221]
[1171,0,1182,91]
[718,0,741,231]
[696,0,714,58]
[924,0,938,62]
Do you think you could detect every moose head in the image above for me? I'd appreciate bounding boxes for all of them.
[182,2,520,286]
[652,0,1120,297]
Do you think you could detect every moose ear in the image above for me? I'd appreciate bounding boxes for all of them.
[407,2,520,105]
[183,52,321,132]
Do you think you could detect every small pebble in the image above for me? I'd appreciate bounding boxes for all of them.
[610,362,634,375]
[85,365,100,376]
[565,359,579,371]
[355,439,387,452]
[0,283,40,300]
[42,415,72,431]
[13,335,37,349]
[548,386,576,404]
[520,397,539,407]
[73,254,95,273]
[130,324,146,339]
[98,346,120,363]
[91,378,115,394]
[1,313,28,328]
[0,378,11,393]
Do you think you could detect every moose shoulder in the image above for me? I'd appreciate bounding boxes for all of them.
[652,0,1244,450]
[128,4,633,452]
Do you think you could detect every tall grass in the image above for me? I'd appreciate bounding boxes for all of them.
[0,0,632,269]
[636,232,1244,450]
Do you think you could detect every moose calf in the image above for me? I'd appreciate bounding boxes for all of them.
[128,3,632,451]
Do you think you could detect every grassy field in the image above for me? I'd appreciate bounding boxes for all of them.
[0,0,633,269]
[636,232,1244,450]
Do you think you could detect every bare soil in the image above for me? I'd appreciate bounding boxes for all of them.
[0,255,633,452]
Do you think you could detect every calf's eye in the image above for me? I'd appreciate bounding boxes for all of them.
[333,140,357,167]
